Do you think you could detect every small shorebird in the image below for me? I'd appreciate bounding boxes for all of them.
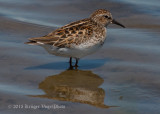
[25,9,125,67]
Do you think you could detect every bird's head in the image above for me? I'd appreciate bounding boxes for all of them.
[90,9,125,28]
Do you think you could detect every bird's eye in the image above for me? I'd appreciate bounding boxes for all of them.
[105,15,109,18]
[105,15,112,19]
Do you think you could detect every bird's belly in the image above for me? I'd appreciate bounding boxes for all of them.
[41,39,105,58]
[71,40,104,58]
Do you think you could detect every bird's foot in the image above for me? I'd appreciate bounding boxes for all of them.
[74,64,78,70]
[68,65,74,70]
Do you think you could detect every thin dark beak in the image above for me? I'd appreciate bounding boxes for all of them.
[111,19,125,28]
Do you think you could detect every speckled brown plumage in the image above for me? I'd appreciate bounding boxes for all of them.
[25,9,125,68]
[26,19,100,48]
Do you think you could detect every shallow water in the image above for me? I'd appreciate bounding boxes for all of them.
[0,0,160,114]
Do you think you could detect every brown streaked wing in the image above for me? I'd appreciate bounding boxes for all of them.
[27,28,67,45]
[27,35,59,45]
[27,18,94,47]
[53,19,94,48]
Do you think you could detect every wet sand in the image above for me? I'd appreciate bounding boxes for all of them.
[0,0,160,114]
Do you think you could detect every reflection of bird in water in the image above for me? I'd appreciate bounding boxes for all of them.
[29,70,111,108]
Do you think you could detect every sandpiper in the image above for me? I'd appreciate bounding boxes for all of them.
[25,9,125,67]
